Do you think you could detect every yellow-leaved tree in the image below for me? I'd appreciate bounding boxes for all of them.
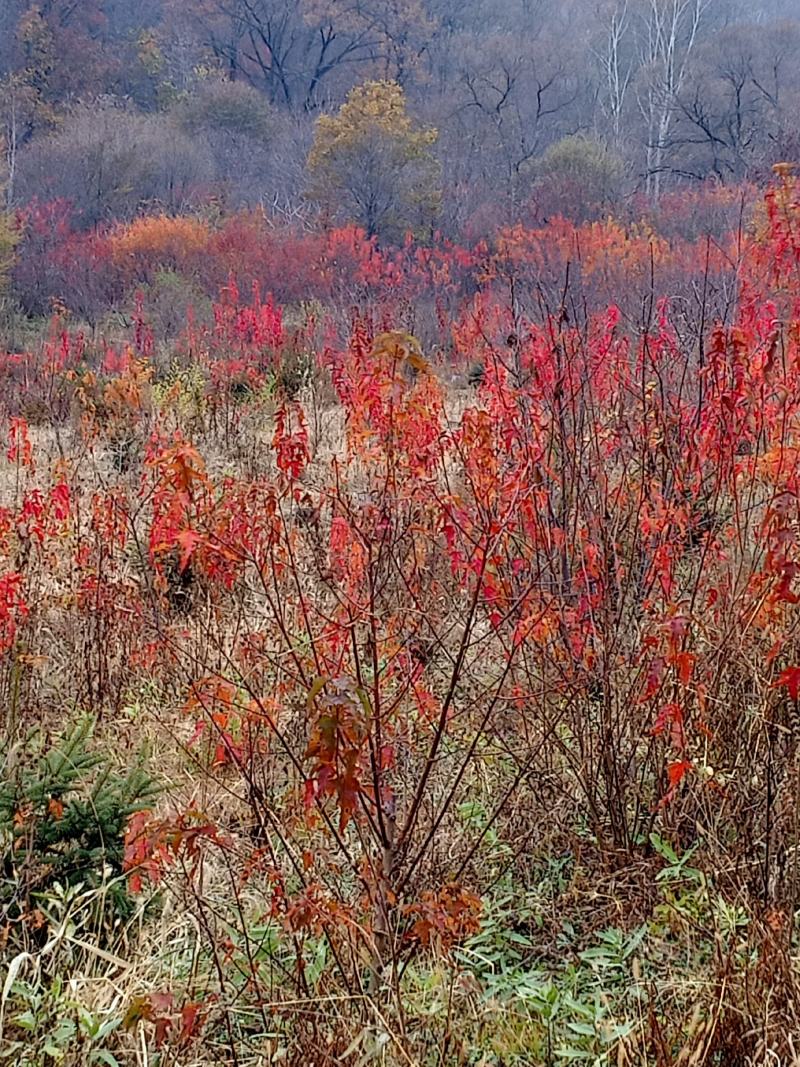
[307,80,440,243]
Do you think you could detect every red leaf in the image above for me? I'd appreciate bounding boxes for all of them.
[176,528,203,572]
[180,1001,203,1042]
[674,651,695,686]
[652,702,681,737]
[150,992,174,1014]
[667,760,692,788]
[774,666,800,702]
[154,1016,172,1048]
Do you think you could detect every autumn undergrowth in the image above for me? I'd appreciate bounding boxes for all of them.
[3,174,800,1065]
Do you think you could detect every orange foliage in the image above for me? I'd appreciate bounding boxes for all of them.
[109,215,212,280]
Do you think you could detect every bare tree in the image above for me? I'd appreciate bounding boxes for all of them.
[594,0,636,147]
[635,0,710,199]
[180,0,430,110]
[667,20,800,180]
[453,34,576,219]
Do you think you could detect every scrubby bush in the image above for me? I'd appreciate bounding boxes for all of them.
[531,134,625,221]
[16,104,210,228]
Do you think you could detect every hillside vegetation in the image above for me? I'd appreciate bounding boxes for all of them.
[1,171,800,1065]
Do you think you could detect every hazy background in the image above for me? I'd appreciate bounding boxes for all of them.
[1,0,798,242]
